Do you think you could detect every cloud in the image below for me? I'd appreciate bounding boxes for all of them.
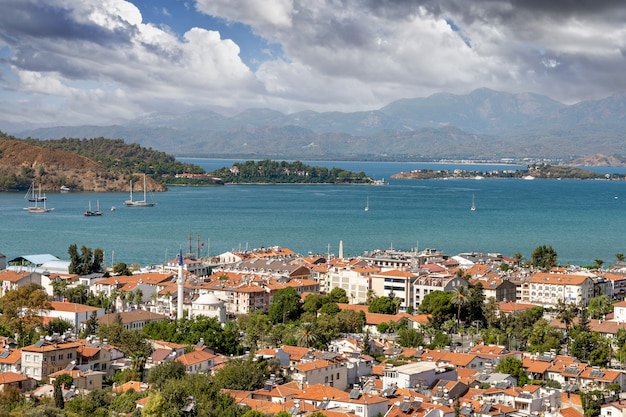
[1,0,626,127]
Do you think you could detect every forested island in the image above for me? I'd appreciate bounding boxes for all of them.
[391,163,625,180]
[209,160,374,184]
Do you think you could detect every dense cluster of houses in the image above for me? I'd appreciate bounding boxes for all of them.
[1,246,626,416]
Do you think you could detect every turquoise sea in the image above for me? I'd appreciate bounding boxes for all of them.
[1,159,625,268]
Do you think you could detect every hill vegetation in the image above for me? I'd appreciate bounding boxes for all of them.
[0,133,204,192]
[209,160,373,184]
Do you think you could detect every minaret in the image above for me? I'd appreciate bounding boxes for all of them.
[339,240,344,259]
[177,249,184,320]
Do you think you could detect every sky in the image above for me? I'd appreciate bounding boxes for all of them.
[1,0,626,128]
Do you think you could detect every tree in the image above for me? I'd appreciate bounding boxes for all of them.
[593,258,604,270]
[212,357,267,391]
[531,245,558,270]
[147,361,186,389]
[0,283,51,347]
[418,291,455,326]
[43,318,72,336]
[328,287,349,303]
[397,328,424,348]
[495,356,529,386]
[296,322,319,347]
[451,286,469,329]
[616,253,625,264]
[555,299,577,336]
[588,295,612,320]
[269,287,303,324]
[53,380,65,409]
[368,295,398,315]
[113,262,133,276]
[67,244,104,275]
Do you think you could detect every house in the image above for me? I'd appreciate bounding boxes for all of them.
[49,365,105,393]
[0,348,22,373]
[382,361,457,389]
[21,337,82,381]
[41,301,105,331]
[601,401,626,417]
[0,270,42,296]
[326,264,377,304]
[95,310,168,331]
[604,273,626,301]
[290,359,349,390]
[175,349,216,374]
[0,371,37,392]
[296,382,389,417]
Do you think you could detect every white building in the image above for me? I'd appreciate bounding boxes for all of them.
[190,293,226,324]
[529,272,595,307]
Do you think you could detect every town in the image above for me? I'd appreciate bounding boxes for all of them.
[1,243,625,417]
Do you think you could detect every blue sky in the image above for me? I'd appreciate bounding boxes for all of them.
[1,0,626,128]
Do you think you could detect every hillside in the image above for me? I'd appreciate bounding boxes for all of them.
[0,136,167,192]
[9,88,626,162]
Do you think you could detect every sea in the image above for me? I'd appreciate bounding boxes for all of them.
[1,159,626,268]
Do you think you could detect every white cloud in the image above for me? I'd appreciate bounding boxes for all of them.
[1,0,626,126]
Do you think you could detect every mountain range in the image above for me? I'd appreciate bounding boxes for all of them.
[8,88,626,161]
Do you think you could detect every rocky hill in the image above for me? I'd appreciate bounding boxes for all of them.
[0,137,166,192]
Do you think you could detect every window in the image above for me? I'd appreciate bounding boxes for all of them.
[25,355,31,362]
[336,372,340,379]
[59,354,64,360]
[67,353,73,359]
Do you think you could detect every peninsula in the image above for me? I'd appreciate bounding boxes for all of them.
[391,163,625,180]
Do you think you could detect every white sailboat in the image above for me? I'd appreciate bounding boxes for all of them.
[124,174,155,207]
[24,183,54,213]
[364,196,369,212]
[470,193,476,211]
[25,181,47,202]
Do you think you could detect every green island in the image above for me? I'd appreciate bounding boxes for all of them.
[391,163,626,180]
[208,159,373,184]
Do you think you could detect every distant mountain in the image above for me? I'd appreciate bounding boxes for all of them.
[8,88,626,161]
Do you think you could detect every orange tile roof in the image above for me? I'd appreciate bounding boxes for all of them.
[175,350,216,366]
[375,269,417,278]
[48,301,101,313]
[560,407,584,417]
[522,357,553,374]
[498,301,540,314]
[0,371,28,384]
[0,349,21,364]
[530,272,590,285]
[0,270,31,282]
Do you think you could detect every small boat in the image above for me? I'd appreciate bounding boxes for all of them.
[111,206,116,212]
[25,182,47,202]
[470,193,476,211]
[124,174,156,207]
[365,196,369,212]
[84,201,103,216]
[24,183,54,213]
[60,185,70,192]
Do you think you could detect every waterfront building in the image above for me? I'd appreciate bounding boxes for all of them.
[413,273,468,308]
[370,269,418,312]
[529,272,595,307]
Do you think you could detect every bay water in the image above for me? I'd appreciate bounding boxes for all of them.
[1,160,625,268]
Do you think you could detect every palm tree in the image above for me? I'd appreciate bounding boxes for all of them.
[616,253,625,263]
[451,286,469,332]
[296,322,318,348]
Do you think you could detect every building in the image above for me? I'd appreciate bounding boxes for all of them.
[371,269,417,312]
[21,338,82,381]
[529,272,595,307]
[190,292,226,323]
[382,362,457,389]
[42,301,105,331]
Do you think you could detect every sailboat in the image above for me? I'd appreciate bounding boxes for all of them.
[25,181,47,202]
[84,200,103,216]
[364,196,369,212]
[24,183,54,213]
[470,193,476,211]
[124,174,155,207]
